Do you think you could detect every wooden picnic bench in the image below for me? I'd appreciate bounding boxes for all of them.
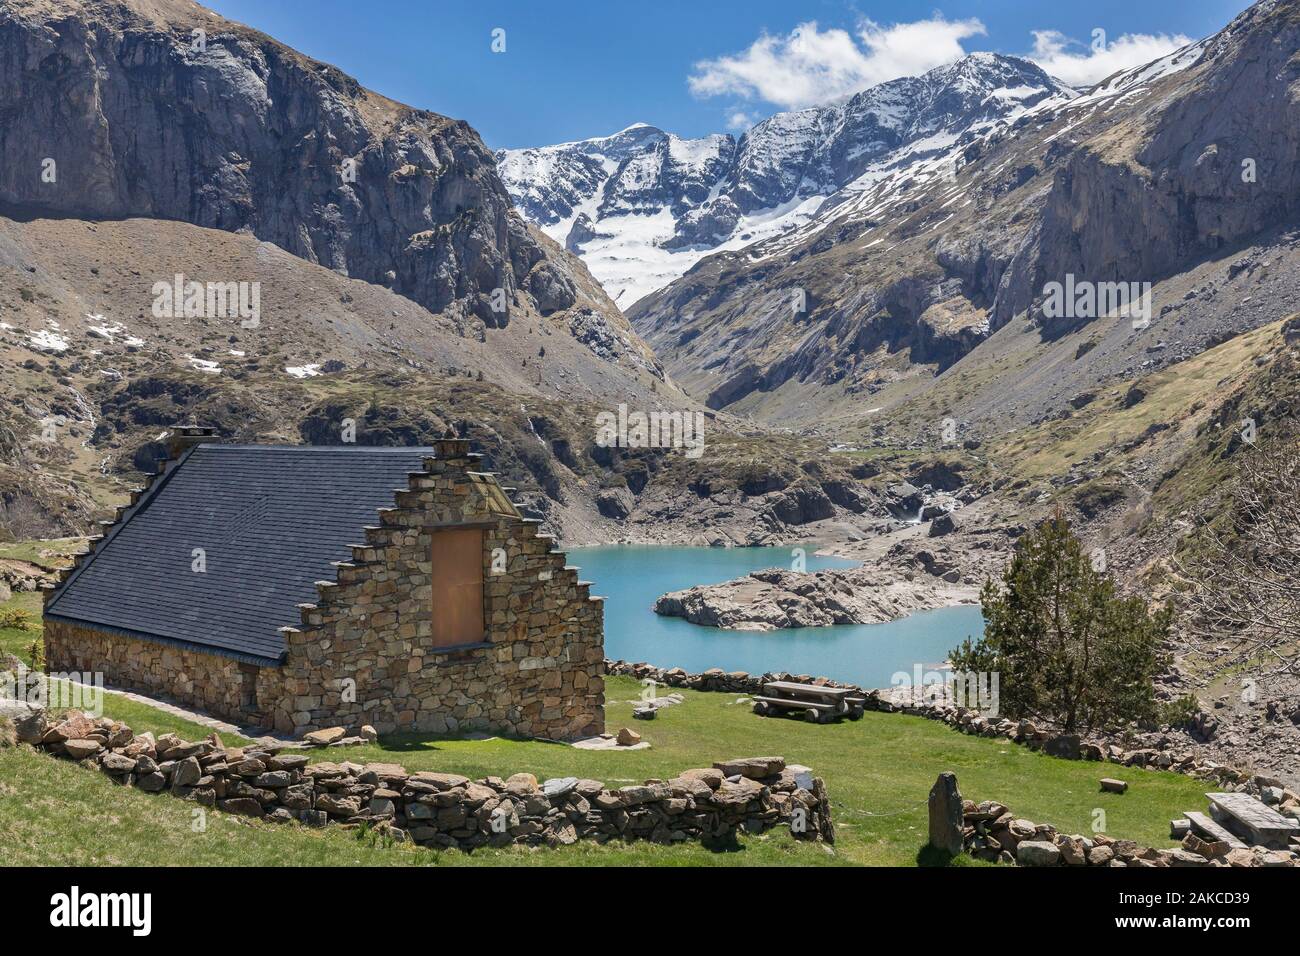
[753,681,865,723]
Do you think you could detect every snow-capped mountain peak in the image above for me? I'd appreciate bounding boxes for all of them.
[497,53,1076,307]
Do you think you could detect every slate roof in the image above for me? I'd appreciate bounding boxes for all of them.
[45,444,436,665]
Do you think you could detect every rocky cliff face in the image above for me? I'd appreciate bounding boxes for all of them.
[1003,0,1300,336]
[621,1,1300,422]
[0,0,574,327]
[0,0,684,542]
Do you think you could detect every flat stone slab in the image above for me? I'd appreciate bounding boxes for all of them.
[571,735,651,751]
[643,694,685,708]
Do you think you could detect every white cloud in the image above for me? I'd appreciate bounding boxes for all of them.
[688,16,987,111]
[1028,29,1193,87]
[726,111,755,131]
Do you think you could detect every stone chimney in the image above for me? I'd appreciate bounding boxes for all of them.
[433,427,471,462]
[166,425,217,459]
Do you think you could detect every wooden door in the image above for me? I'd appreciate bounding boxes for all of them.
[430,528,485,647]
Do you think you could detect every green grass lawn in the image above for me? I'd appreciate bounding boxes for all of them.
[1,668,1213,866]
[0,590,42,663]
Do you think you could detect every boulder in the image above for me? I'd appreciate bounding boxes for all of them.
[42,714,95,744]
[303,727,346,746]
[1182,834,1230,859]
[232,757,266,777]
[542,777,579,799]
[267,754,310,771]
[359,762,409,784]
[676,768,724,790]
[707,779,762,809]
[1056,834,1087,865]
[1016,841,1062,866]
[407,771,470,791]
[595,489,632,519]
[172,756,203,786]
[315,793,363,817]
[0,697,40,723]
[713,756,784,779]
[218,797,265,818]
[1043,734,1081,759]
[100,752,137,773]
[928,512,960,537]
[253,770,292,788]
[63,738,102,760]
[504,772,538,794]
[1224,848,1257,867]
[928,772,964,856]
[1100,778,1128,794]
[1087,845,1115,866]
[616,727,642,746]
[13,709,48,745]
[1166,849,1209,867]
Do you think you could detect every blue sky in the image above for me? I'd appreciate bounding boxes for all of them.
[206,0,1252,149]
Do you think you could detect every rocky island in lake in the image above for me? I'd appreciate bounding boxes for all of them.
[654,530,1010,630]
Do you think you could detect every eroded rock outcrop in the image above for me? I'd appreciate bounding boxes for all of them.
[1001,0,1300,336]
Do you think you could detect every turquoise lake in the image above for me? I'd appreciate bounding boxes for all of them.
[569,545,985,689]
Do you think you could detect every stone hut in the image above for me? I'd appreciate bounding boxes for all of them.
[42,428,605,740]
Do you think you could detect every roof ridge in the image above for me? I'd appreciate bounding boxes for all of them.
[199,444,441,452]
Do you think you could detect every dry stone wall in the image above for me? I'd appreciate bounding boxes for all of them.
[927,774,1297,868]
[16,709,834,851]
[42,620,287,721]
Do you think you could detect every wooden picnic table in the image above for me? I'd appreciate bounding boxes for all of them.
[753,681,865,723]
